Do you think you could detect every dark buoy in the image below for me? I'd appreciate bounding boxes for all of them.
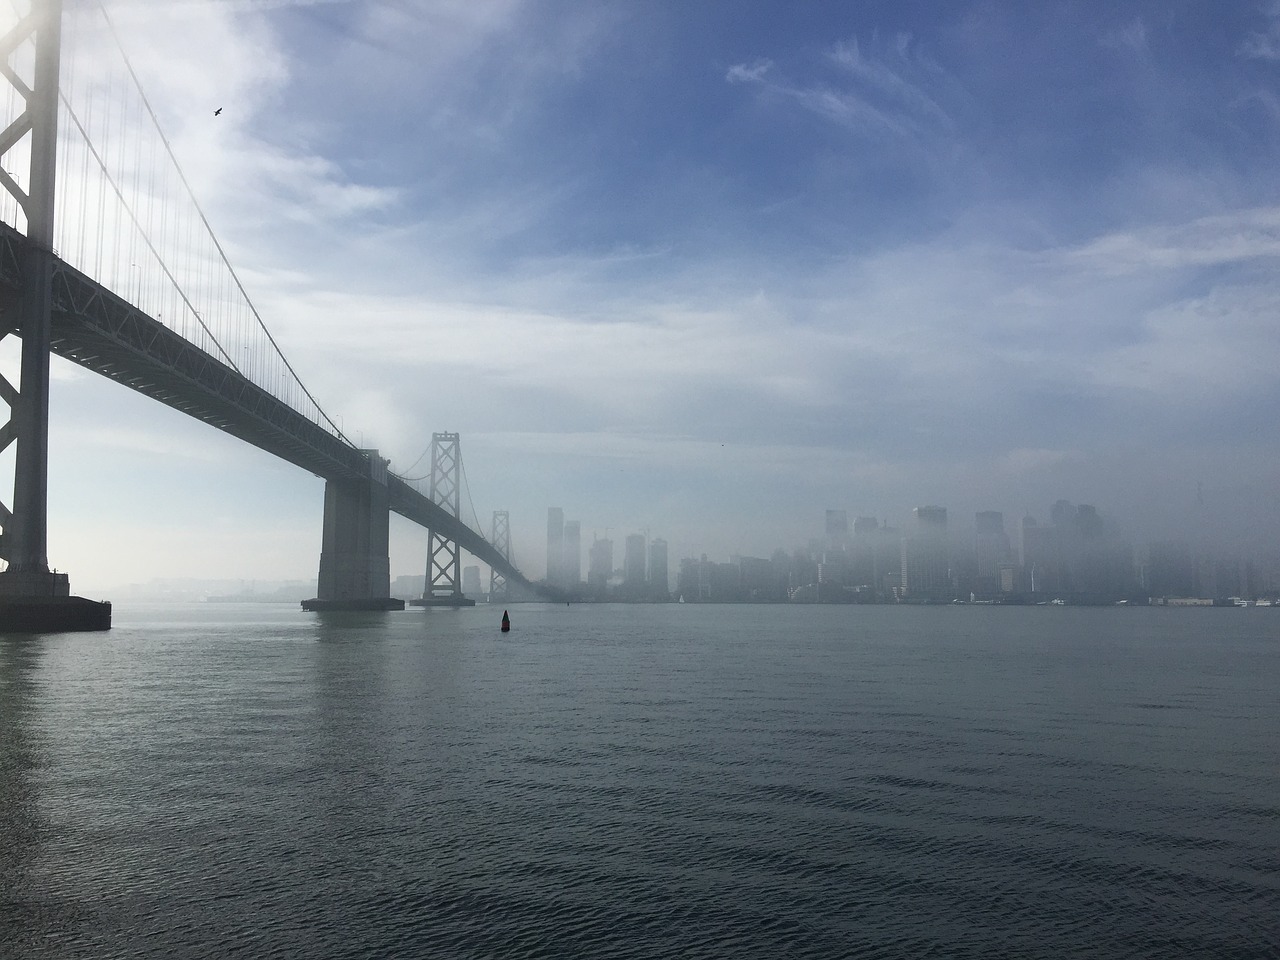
[501,609,510,633]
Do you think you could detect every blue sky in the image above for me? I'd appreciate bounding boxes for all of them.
[7,0,1280,591]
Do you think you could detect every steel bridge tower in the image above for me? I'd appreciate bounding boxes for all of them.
[0,0,109,630]
[410,432,474,607]
[488,510,510,601]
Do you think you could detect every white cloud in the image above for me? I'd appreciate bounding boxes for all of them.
[726,59,773,83]
[1065,207,1280,275]
[827,35,954,128]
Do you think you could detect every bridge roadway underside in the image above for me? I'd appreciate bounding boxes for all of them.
[0,224,531,600]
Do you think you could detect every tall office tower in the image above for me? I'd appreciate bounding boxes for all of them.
[914,505,948,532]
[624,534,647,587]
[825,510,850,554]
[562,520,582,588]
[648,538,669,598]
[546,508,564,584]
[902,506,950,599]
[974,511,1012,595]
[848,516,879,592]
[588,536,613,594]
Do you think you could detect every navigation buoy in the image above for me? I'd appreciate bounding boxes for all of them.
[501,610,510,632]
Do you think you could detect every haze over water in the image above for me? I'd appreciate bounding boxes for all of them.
[2,604,1277,958]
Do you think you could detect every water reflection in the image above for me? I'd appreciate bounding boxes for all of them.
[0,637,46,950]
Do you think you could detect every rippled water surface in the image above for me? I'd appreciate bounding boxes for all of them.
[2,603,1278,958]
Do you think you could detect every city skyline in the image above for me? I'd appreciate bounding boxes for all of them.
[82,482,1280,600]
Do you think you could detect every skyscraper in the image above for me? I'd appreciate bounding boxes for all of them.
[546,508,563,585]
[648,538,669,599]
[588,536,613,595]
[624,534,647,592]
[902,506,950,599]
[562,520,581,588]
[974,511,1011,595]
[825,509,850,554]
[1021,515,1060,594]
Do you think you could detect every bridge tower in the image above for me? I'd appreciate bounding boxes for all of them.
[410,432,474,607]
[489,510,510,601]
[0,0,109,630]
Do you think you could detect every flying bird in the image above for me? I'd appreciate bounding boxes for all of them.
[214,107,222,116]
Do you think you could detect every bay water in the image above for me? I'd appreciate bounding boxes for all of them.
[2,603,1277,958]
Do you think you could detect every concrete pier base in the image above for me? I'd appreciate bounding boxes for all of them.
[0,595,111,632]
[301,597,403,612]
[0,571,110,632]
[409,595,476,608]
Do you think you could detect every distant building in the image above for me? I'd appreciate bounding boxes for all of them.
[974,511,1012,596]
[546,508,564,585]
[648,538,669,599]
[461,565,481,597]
[849,517,898,599]
[677,556,713,601]
[562,520,581,588]
[741,555,784,601]
[390,574,426,600]
[1021,516,1061,594]
[901,506,950,599]
[588,536,613,595]
[624,534,647,591]
[1147,541,1195,597]
[825,509,850,554]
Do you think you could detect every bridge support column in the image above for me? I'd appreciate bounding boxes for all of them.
[302,450,403,612]
[409,432,474,608]
[0,0,109,631]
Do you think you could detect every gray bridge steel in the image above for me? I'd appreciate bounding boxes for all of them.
[0,221,532,591]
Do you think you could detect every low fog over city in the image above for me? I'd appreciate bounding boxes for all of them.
[11,0,1278,597]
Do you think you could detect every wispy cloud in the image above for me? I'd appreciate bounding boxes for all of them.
[727,32,961,141]
[1065,207,1280,274]
[732,40,952,140]
[827,34,955,128]
[1100,18,1149,55]
[726,59,773,84]
[1240,1,1280,59]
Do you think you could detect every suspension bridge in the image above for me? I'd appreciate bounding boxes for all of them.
[0,0,532,630]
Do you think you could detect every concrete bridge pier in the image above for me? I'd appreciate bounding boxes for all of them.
[302,451,404,612]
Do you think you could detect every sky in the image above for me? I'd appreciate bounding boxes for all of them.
[6,0,1280,593]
